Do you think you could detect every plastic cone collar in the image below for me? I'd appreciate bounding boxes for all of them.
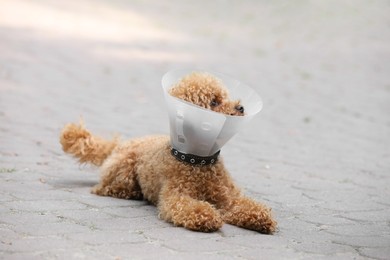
[162,69,263,157]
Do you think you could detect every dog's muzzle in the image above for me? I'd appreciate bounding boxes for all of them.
[171,147,220,166]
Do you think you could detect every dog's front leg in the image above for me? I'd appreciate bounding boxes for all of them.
[221,196,277,234]
[157,187,223,232]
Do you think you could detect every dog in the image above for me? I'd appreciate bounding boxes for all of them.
[60,72,276,233]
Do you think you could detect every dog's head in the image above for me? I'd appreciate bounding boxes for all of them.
[168,72,244,116]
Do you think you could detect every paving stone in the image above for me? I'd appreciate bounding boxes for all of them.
[223,233,290,249]
[87,215,172,232]
[161,237,241,253]
[359,246,390,260]
[324,222,389,237]
[10,221,93,237]
[65,230,148,245]
[93,242,184,260]
[52,208,115,223]
[288,239,357,256]
[0,0,389,259]
[100,204,160,219]
[1,199,88,212]
[218,224,261,237]
[0,210,60,226]
[332,235,390,248]
[1,247,112,260]
[338,208,390,223]
[232,247,303,260]
[77,196,145,209]
[0,235,89,258]
[142,226,221,241]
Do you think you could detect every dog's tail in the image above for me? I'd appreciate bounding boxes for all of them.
[60,122,118,166]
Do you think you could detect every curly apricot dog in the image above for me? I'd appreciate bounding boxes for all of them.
[60,72,276,233]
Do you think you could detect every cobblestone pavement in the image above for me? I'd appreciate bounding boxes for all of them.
[1,0,389,259]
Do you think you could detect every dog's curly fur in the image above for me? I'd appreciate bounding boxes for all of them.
[60,72,276,234]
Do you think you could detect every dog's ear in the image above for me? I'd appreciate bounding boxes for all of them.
[168,72,232,111]
[168,85,185,99]
[169,83,212,109]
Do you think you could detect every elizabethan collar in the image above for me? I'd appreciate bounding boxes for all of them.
[162,69,263,158]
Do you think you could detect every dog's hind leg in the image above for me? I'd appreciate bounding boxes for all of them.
[92,150,143,200]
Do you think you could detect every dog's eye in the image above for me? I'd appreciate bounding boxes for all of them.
[210,99,219,107]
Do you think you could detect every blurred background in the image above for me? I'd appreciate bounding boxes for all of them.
[1,0,388,180]
[0,0,389,259]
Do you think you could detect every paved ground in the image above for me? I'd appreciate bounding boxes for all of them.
[0,0,389,259]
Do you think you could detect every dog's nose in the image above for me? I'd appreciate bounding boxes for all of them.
[235,105,244,113]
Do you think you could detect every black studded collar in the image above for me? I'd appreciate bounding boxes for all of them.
[171,147,220,166]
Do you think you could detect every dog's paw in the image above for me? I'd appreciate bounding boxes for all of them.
[184,208,224,232]
[168,202,223,232]
[221,197,278,234]
[257,215,277,234]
